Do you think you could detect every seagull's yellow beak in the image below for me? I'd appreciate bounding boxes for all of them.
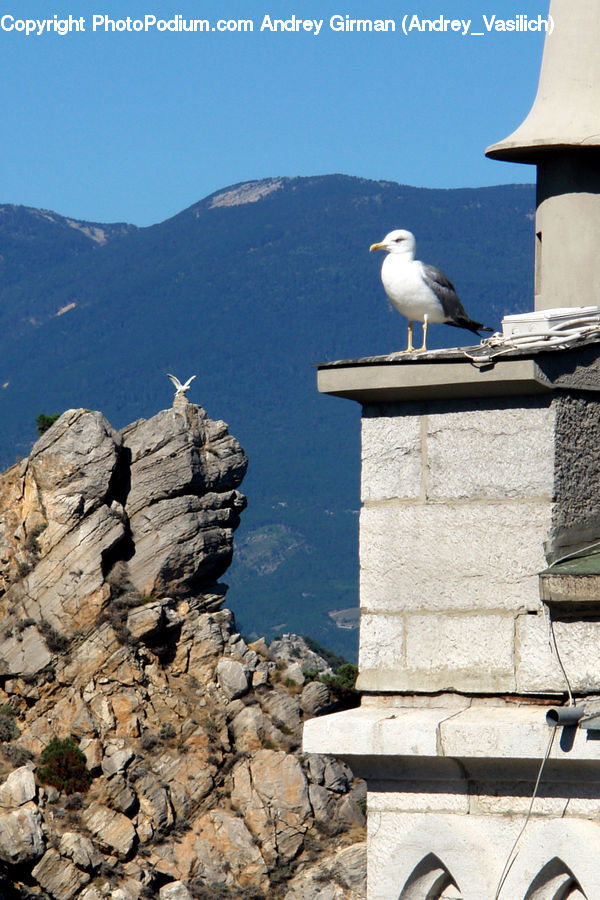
[369,242,386,252]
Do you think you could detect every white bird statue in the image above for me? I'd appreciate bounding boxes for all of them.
[370,229,493,352]
[167,373,196,398]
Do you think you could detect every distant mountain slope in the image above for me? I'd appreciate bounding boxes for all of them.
[0,203,135,290]
[0,175,535,657]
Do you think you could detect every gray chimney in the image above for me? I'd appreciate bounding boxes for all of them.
[486,0,600,311]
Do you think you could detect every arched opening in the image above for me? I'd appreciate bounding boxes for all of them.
[400,853,463,900]
[524,858,587,900]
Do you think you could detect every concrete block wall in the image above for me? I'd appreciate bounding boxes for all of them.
[311,347,600,899]
[304,700,600,898]
[358,394,600,695]
[367,806,600,899]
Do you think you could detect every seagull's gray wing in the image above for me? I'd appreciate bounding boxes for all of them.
[421,264,489,334]
[167,374,183,390]
[420,264,467,321]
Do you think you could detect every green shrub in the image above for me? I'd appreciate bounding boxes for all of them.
[140,733,159,752]
[37,737,91,795]
[318,663,360,709]
[159,722,176,741]
[38,620,70,654]
[2,743,33,767]
[35,413,60,437]
[0,712,20,743]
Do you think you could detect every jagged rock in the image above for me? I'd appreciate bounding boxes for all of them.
[149,747,214,819]
[159,881,192,900]
[309,782,365,832]
[126,600,182,642]
[69,697,100,738]
[1,404,248,640]
[252,662,271,688]
[55,625,119,692]
[336,795,366,829]
[269,634,334,677]
[121,406,247,596]
[0,801,45,863]
[282,661,306,685]
[0,766,36,808]
[301,681,333,717]
[79,888,103,900]
[32,847,91,899]
[102,740,135,778]
[0,626,52,678]
[122,406,247,514]
[135,773,174,832]
[216,657,249,699]
[82,803,136,859]
[231,705,271,752]
[111,688,144,727]
[0,463,26,596]
[227,632,252,661]
[39,785,60,804]
[79,738,103,775]
[307,755,326,785]
[248,637,269,657]
[153,808,268,890]
[0,404,367,897]
[2,410,126,634]
[231,749,312,864]
[18,505,124,634]
[102,775,137,816]
[284,842,367,900]
[349,777,367,808]
[126,492,246,598]
[309,784,337,825]
[109,875,145,900]
[24,410,121,531]
[259,689,302,735]
[184,609,230,681]
[323,758,352,794]
[59,831,102,869]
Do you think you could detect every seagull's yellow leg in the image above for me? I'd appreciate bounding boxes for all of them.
[406,321,414,352]
[418,315,429,352]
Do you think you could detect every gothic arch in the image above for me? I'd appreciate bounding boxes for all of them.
[524,858,585,900]
[374,816,499,900]
[399,852,462,900]
[500,819,600,900]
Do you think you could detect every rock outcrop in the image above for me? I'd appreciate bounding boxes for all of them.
[0,402,365,898]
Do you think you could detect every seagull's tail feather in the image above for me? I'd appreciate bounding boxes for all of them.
[447,317,494,336]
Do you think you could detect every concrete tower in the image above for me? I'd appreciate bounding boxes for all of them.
[486,0,600,311]
[304,4,600,897]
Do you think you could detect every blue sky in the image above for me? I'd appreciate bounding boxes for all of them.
[0,1,548,225]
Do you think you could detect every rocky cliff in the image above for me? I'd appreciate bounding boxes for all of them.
[0,401,365,899]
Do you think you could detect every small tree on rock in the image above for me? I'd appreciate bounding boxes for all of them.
[37,736,91,794]
[35,413,60,437]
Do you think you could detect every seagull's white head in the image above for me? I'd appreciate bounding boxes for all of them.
[370,229,416,258]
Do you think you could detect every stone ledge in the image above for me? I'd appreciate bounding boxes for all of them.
[318,357,551,403]
[317,338,600,403]
[356,667,518,695]
[303,705,600,762]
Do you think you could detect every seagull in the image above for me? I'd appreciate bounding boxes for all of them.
[167,373,196,397]
[370,229,493,352]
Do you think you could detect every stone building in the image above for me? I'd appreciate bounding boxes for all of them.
[304,3,600,897]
